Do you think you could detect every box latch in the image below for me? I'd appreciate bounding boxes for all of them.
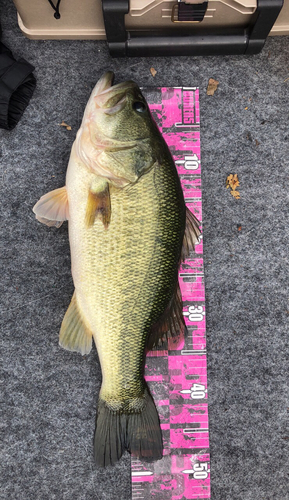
[174,1,208,23]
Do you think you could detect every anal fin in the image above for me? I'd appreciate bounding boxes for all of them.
[59,292,92,355]
[147,281,186,351]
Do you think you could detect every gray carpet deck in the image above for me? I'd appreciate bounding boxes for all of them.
[1,2,288,499]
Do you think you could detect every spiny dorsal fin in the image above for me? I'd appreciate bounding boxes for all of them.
[59,292,92,355]
[146,281,186,351]
[85,183,111,228]
[181,207,201,262]
[33,186,69,228]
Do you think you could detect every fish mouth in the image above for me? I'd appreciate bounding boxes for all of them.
[93,72,138,115]
[81,71,136,125]
[91,71,114,97]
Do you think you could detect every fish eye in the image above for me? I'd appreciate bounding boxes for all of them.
[132,101,147,113]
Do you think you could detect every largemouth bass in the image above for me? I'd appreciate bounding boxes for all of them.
[33,72,200,466]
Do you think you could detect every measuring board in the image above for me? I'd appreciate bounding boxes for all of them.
[131,87,210,500]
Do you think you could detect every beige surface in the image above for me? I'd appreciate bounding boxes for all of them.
[270,0,289,35]
[13,0,289,39]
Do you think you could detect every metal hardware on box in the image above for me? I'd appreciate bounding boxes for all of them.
[172,1,209,23]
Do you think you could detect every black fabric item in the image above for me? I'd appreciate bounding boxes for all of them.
[0,42,36,130]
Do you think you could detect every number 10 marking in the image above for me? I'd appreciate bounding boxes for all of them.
[175,154,200,170]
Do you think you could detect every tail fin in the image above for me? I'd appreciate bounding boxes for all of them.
[94,387,163,467]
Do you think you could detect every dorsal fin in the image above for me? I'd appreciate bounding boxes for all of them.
[181,207,201,262]
[146,281,186,351]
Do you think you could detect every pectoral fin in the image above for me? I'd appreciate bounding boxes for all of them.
[59,292,92,355]
[146,281,186,350]
[33,186,69,228]
[85,181,111,228]
[181,208,201,261]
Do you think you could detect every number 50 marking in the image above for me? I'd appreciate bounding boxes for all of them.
[193,462,209,480]
[182,461,210,479]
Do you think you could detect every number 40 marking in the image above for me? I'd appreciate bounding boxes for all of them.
[180,383,207,399]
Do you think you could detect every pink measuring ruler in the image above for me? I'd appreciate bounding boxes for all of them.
[131,87,210,499]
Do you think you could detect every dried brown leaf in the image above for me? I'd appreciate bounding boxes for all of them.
[60,121,72,131]
[226,174,233,189]
[231,174,240,190]
[206,78,219,96]
[226,174,240,199]
[226,174,239,190]
[150,67,157,77]
[231,190,240,199]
